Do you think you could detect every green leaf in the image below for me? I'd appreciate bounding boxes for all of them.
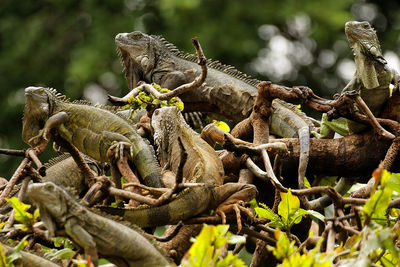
[72,259,88,267]
[5,236,28,266]
[303,177,311,188]
[363,187,392,220]
[183,224,244,267]
[388,172,400,194]
[5,197,35,231]
[278,189,300,228]
[254,206,279,222]
[54,237,64,248]
[0,243,7,267]
[249,198,258,209]
[44,248,75,260]
[305,210,325,222]
[267,229,297,260]
[289,209,308,227]
[173,99,184,111]
[213,120,230,133]
[227,233,246,245]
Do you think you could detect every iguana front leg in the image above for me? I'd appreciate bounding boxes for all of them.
[28,112,68,145]
[102,131,133,161]
[65,218,98,267]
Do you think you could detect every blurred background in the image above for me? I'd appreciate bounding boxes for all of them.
[0,0,399,178]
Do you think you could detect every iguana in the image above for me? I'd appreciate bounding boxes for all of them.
[22,86,163,188]
[100,106,258,228]
[115,31,316,186]
[315,21,399,138]
[0,154,102,216]
[27,182,170,267]
[43,153,103,195]
[0,243,60,267]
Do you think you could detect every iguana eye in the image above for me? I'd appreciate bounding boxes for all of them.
[39,88,44,93]
[361,22,370,29]
[44,183,54,191]
[154,109,160,116]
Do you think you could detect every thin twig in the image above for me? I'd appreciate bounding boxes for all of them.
[153,221,184,242]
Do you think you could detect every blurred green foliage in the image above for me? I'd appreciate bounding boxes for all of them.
[0,0,400,177]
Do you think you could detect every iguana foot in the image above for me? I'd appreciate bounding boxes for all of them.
[28,129,51,145]
[216,200,254,233]
[109,141,133,161]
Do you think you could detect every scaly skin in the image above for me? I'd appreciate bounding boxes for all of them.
[22,87,163,188]
[116,31,315,184]
[317,21,399,138]
[43,153,102,195]
[115,31,258,122]
[1,243,60,267]
[27,182,169,267]
[100,106,257,227]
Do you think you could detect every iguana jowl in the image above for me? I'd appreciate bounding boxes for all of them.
[116,31,316,186]
[100,106,258,227]
[22,86,163,188]
[316,21,399,138]
[27,182,169,267]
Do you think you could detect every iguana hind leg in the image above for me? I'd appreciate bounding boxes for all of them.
[213,183,258,232]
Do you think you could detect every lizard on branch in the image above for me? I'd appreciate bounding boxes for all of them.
[100,106,258,230]
[113,31,316,188]
[27,182,170,267]
[22,86,163,188]
[315,21,399,138]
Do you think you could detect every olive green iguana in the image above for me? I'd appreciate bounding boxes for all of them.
[22,86,163,188]
[315,21,400,138]
[100,106,258,228]
[115,31,316,186]
[0,154,103,216]
[43,153,103,195]
[27,182,170,267]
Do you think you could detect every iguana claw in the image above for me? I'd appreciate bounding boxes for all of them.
[109,141,132,161]
[28,129,50,145]
[216,200,254,233]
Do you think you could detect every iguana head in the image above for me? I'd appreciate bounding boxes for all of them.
[22,87,52,145]
[345,21,385,63]
[345,21,386,89]
[27,182,69,237]
[115,31,158,90]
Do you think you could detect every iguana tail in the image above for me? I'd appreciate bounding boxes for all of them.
[270,99,314,189]
[99,186,213,227]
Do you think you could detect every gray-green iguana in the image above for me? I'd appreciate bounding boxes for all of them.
[100,106,258,228]
[27,182,170,267]
[22,86,163,188]
[0,154,102,216]
[43,153,103,195]
[315,21,399,138]
[115,31,316,186]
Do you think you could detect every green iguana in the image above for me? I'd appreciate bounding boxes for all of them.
[27,182,170,267]
[0,243,60,267]
[43,153,102,195]
[115,31,316,186]
[100,106,258,228]
[22,86,163,188]
[315,21,399,138]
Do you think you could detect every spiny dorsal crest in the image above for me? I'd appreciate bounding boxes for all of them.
[152,35,260,87]
[44,153,73,169]
[45,88,132,119]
